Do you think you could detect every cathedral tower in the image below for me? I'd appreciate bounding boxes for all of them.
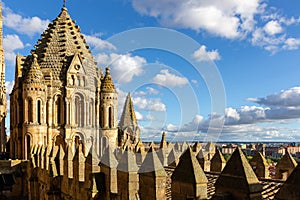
[10,6,102,159]
[0,2,7,153]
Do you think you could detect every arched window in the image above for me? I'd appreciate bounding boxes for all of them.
[28,99,33,123]
[109,107,113,128]
[26,135,31,159]
[89,99,94,126]
[55,96,62,125]
[74,94,84,127]
[75,96,80,126]
[37,100,41,124]
[100,107,104,127]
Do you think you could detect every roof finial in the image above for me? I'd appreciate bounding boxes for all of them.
[63,0,67,8]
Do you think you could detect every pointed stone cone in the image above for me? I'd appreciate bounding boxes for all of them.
[214,147,262,200]
[117,148,139,199]
[100,146,118,196]
[192,141,202,154]
[275,151,297,180]
[275,164,300,200]
[149,141,156,148]
[210,148,226,172]
[139,146,166,200]
[117,147,138,173]
[73,144,86,182]
[205,142,216,160]
[160,132,167,149]
[196,149,210,171]
[85,145,100,173]
[249,151,269,178]
[174,142,181,152]
[171,147,208,199]
[181,141,189,152]
[100,146,118,169]
[157,147,168,167]
[167,148,180,167]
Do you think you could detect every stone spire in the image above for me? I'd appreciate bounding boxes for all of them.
[0,2,6,153]
[159,132,167,149]
[214,147,262,199]
[171,147,208,199]
[119,93,137,129]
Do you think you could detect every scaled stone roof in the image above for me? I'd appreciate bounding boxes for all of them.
[24,54,44,84]
[101,67,116,92]
[31,7,97,83]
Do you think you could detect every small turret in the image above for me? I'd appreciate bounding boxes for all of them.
[100,67,118,152]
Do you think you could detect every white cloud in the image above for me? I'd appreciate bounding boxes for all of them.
[5,81,14,95]
[283,38,300,50]
[264,20,283,35]
[133,96,166,112]
[152,69,188,87]
[146,87,159,95]
[135,111,143,121]
[84,34,116,50]
[165,123,178,132]
[131,0,300,53]
[193,45,221,62]
[3,34,25,64]
[132,0,262,39]
[3,7,50,37]
[95,53,146,83]
[248,87,300,108]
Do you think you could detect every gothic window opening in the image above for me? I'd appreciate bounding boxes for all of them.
[89,100,94,126]
[37,100,41,124]
[74,94,84,127]
[26,135,31,159]
[109,107,113,128]
[55,96,62,125]
[100,107,104,127]
[28,99,33,123]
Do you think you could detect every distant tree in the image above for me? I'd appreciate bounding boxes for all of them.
[223,154,231,161]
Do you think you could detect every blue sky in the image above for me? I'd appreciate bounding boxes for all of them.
[3,0,300,142]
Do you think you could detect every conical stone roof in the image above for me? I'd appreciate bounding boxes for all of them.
[138,146,166,177]
[119,93,137,128]
[24,54,44,84]
[171,147,208,184]
[214,147,262,194]
[32,7,97,83]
